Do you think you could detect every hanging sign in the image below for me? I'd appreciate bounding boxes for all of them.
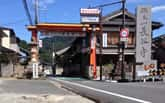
[80,8,100,24]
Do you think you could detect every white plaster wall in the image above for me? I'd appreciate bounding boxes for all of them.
[1,30,10,49]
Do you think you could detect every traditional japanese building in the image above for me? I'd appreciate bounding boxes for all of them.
[56,9,163,80]
[95,9,162,80]
[27,9,163,80]
[0,26,21,77]
[153,34,165,69]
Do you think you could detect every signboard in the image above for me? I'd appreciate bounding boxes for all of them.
[136,6,152,63]
[103,33,108,47]
[80,8,100,24]
[39,40,43,48]
[143,60,157,71]
[120,28,129,42]
[81,16,99,23]
[80,8,100,15]
[137,60,157,77]
[160,63,165,68]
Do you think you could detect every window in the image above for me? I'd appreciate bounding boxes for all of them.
[127,32,135,45]
[107,32,119,45]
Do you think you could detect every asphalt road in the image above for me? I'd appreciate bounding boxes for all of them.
[49,77,165,103]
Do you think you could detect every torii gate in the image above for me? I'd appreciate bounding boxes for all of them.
[27,23,100,79]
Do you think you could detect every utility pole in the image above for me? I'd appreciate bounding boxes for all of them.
[120,0,126,80]
[99,8,103,81]
[122,0,126,28]
[34,0,39,24]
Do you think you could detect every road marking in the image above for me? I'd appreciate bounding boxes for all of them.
[54,78,152,103]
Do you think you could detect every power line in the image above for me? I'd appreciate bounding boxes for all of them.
[22,0,33,25]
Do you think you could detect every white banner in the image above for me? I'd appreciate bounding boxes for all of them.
[39,40,43,48]
[102,33,107,47]
[91,34,96,49]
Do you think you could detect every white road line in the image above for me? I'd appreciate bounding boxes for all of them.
[54,78,152,103]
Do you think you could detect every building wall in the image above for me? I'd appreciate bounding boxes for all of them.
[1,30,10,48]
[1,61,14,77]
[1,29,20,53]
[0,29,20,77]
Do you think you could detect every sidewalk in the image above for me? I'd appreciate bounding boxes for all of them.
[0,79,94,103]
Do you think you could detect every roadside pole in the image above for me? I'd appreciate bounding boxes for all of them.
[120,0,126,81]
[99,8,103,81]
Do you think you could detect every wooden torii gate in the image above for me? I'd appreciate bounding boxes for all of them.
[27,23,100,79]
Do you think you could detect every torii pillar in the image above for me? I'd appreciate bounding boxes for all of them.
[90,32,97,79]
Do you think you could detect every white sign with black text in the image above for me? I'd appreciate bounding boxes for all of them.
[81,16,99,23]
[102,33,108,47]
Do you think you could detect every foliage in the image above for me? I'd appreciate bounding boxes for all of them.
[18,39,29,65]
[18,40,29,50]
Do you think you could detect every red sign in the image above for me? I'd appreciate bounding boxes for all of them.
[120,28,129,38]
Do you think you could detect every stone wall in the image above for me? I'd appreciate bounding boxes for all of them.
[1,62,14,77]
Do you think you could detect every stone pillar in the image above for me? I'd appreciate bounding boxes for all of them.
[30,30,39,79]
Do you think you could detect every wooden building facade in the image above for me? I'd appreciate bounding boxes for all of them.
[65,9,163,80]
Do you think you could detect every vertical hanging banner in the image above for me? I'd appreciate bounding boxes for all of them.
[39,39,43,48]
[136,6,152,63]
[91,34,96,49]
[103,33,108,47]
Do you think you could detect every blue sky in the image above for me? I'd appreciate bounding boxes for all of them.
[0,0,165,42]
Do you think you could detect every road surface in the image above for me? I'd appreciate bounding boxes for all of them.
[49,77,165,103]
[0,79,94,103]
